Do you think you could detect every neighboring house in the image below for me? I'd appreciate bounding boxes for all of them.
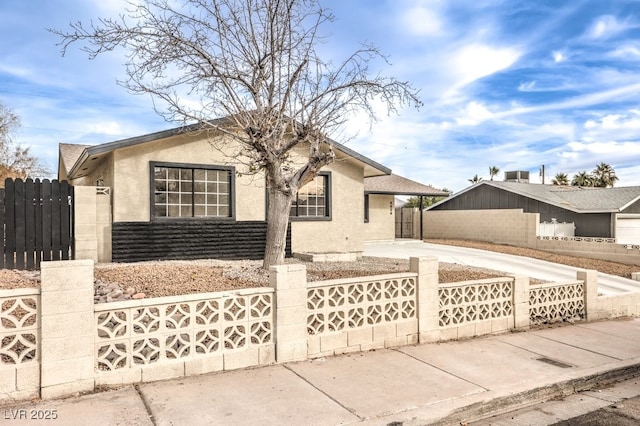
[364,174,449,241]
[59,123,424,263]
[427,180,640,243]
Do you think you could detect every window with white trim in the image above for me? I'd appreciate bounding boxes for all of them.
[290,173,330,219]
[152,163,233,218]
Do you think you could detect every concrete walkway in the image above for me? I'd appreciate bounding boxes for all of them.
[2,318,639,425]
[364,240,640,295]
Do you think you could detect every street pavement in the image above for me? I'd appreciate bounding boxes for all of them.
[472,376,640,425]
[364,240,640,295]
[1,318,639,425]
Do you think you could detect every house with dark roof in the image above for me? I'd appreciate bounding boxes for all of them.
[427,181,640,244]
[59,123,441,262]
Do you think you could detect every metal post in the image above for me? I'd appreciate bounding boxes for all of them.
[419,196,424,240]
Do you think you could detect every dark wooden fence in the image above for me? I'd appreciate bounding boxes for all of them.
[112,220,291,262]
[1,178,74,270]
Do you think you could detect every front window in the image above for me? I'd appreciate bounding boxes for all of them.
[152,163,233,218]
[290,173,330,219]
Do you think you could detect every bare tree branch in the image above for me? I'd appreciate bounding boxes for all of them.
[0,102,50,184]
[52,0,421,267]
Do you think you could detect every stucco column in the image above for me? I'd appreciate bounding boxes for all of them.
[411,256,440,343]
[40,260,95,399]
[512,274,530,329]
[270,264,308,362]
[578,269,598,321]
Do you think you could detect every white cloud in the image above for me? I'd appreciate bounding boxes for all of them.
[494,83,640,119]
[560,140,640,172]
[609,45,640,59]
[80,121,124,137]
[92,0,137,14]
[552,50,565,63]
[455,101,493,125]
[447,44,521,94]
[582,111,640,142]
[402,5,443,36]
[518,81,536,92]
[587,15,636,39]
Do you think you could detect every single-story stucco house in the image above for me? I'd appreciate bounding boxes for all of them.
[427,180,640,244]
[364,174,449,240]
[58,123,438,263]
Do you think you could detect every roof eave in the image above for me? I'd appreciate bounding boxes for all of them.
[620,194,640,212]
[67,120,392,179]
[332,141,391,176]
[67,149,91,180]
[365,190,449,196]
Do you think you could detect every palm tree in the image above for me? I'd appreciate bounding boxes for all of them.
[551,173,569,186]
[488,166,500,181]
[571,171,594,187]
[468,174,483,184]
[592,162,619,188]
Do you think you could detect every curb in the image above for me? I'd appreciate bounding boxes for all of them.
[430,363,640,426]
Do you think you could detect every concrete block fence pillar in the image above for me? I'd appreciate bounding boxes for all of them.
[411,256,440,343]
[270,264,308,363]
[512,275,530,329]
[73,186,99,262]
[40,260,95,399]
[578,269,598,321]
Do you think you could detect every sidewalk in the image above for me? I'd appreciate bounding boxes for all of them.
[2,318,639,426]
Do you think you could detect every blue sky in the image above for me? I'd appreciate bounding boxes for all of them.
[2,0,640,192]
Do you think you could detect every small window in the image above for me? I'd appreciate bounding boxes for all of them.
[152,163,234,219]
[290,173,331,219]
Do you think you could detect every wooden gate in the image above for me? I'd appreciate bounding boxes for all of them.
[1,178,74,270]
[395,207,416,239]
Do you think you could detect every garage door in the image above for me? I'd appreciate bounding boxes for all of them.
[616,215,640,245]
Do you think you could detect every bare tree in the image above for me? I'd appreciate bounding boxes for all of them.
[0,102,49,185]
[53,0,421,268]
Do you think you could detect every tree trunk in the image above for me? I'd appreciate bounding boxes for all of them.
[263,186,293,269]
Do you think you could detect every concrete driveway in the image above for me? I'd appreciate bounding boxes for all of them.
[364,240,640,295]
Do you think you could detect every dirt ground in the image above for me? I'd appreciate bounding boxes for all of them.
[0,239,636,298]
[425,239,638,279]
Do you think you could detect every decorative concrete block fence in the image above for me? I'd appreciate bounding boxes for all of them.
[1,257,639,403]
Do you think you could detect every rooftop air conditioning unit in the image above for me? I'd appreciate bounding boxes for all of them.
[504,170,530,183]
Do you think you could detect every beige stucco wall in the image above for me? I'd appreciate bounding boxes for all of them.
[73,186,112,263]
[109,134,265,222]
[424,209,539,247]
[65,132,376,256]
[290,159,365,254]
[364,194,395,241]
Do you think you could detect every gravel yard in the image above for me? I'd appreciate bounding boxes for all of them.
[0,255,508,302]
[0,239,634,302]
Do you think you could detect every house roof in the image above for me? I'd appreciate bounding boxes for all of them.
[60,121,391,180]
[364,173,449,196]
[429,181,640,213]
[59,143,90,173]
